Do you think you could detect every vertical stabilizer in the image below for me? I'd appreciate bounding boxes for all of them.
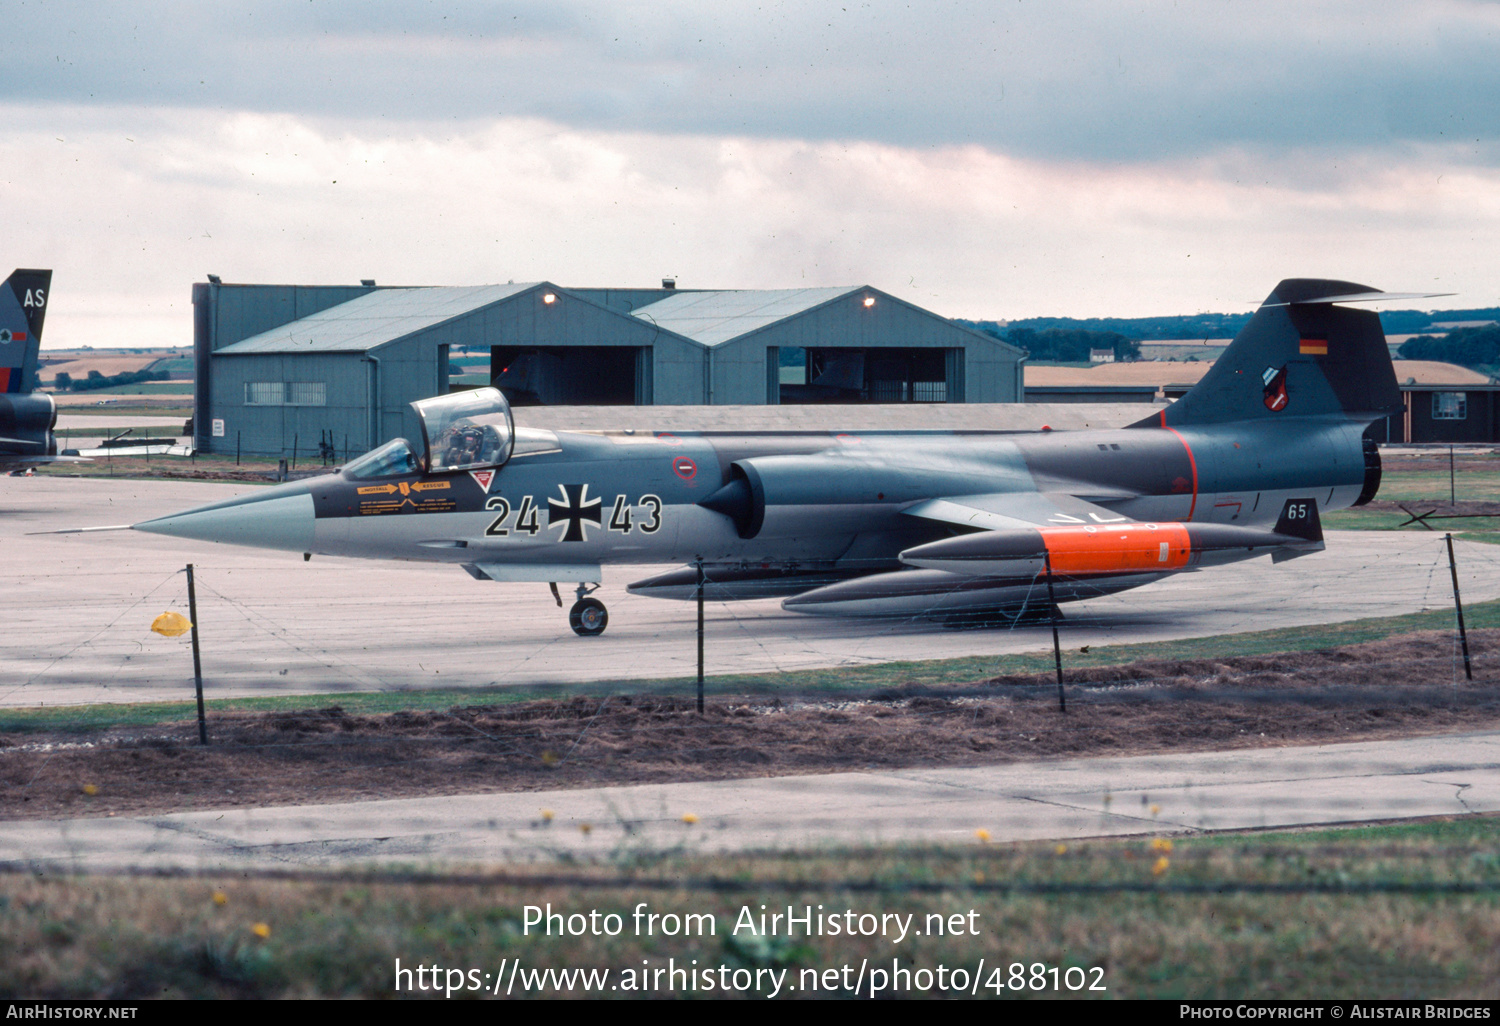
[0,269,51,393]
[1133,278,1404,428]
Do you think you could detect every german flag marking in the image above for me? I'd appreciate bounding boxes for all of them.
[1299,338,1328,355]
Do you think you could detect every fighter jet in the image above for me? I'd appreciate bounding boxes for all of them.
[0,269,87,472]
[131,278,1426,635]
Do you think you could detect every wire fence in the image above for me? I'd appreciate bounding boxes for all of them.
[2,529,1498,874]
[3,532,1496,714]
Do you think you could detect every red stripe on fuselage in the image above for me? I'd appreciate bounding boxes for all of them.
[1160,425,1198,521]
[0,368,11,393]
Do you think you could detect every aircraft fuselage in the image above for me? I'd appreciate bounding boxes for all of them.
[218,418,1369,571]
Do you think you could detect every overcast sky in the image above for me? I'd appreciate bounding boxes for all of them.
[6,1,1500,348]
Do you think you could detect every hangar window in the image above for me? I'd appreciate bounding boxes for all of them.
[287,382,327,406]
[244,382,283,405]
[1432,392,1468,420]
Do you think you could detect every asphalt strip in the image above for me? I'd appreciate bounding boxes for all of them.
[4,731,1498,872]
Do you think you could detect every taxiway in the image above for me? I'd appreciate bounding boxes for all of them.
[5,475,1497,707]
[3,731,1496,869]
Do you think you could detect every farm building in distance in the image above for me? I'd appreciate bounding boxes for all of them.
[191,279,1024,457]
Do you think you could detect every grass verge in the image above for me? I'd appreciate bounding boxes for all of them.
[4,817,1498,998]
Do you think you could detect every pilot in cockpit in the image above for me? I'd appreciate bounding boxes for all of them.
[436,424,484,468]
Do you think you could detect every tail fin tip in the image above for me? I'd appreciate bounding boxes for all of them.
[1134,276,1407,429]
[1,268,52,393]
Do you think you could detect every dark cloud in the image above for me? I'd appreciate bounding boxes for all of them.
[5,1,1500,160]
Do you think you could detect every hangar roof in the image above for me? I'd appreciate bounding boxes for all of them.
[630,286,861,346]
[216,282,540,354]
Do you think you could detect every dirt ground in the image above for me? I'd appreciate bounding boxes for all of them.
[1,628,1494,822]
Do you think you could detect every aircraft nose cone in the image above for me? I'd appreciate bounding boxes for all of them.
[132,482,316,553]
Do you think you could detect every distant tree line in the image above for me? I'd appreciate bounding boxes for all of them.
[1376,308,1500,335]
[1398,325,1500,372]
[958,307,1500,343]
[978,326,1141,363]
[53,368,172,392]
[959,313,1250,343]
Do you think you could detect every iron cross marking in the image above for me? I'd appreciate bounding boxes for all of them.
[547,483,602,542]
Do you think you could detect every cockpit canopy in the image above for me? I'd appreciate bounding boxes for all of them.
[413,386,515,473]
[342,387,515,480]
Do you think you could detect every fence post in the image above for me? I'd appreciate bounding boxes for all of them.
[696,560,705,714]
[1044,552,1066,713]
[185,564,208,744]
[1446,533,1474,681]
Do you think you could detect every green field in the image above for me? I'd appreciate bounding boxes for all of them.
[51,381,195,396]
[1326,507,1500,543]
[4,817,1497,998]
[1373,465,1500,504]
[1325,457,1500,542]
[52,401,193,417]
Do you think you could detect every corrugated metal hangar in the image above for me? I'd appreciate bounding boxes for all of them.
[191,279,1024,456]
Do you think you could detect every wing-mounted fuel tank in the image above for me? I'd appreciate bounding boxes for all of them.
[698,448,1029,540]
[786,498,1326,620]
[899,498,1324,578]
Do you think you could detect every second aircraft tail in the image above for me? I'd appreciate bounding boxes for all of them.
[1,269,51,394]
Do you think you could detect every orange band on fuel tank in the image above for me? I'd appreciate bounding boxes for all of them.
[1041,523,1192,575]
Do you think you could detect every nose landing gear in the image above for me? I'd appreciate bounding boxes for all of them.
[561,581,608,636]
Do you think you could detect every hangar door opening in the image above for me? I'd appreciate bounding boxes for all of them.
[776,347,962,404]
[490,346,652,405]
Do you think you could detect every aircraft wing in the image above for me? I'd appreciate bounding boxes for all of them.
[902,490,1135,531]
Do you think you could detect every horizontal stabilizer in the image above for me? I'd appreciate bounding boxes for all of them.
[1262,290,1454,307]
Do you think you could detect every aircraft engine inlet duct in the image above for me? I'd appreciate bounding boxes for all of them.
[698,453,1003,541]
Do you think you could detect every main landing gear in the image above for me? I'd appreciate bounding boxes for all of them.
[552,581,609,637]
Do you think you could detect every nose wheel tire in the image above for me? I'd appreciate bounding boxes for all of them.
[569,597,609,636]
